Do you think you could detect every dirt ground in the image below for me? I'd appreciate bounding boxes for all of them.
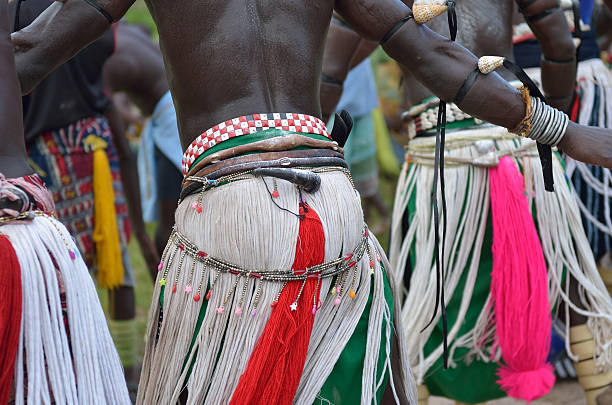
[429,380,586,405]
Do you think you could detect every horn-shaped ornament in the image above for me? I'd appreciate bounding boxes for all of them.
[478,56,505,74]
[412,0,449,24]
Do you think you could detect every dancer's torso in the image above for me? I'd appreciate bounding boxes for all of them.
[144,0,335,149]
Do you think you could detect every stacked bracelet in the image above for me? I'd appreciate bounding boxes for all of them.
[513,88,569,146]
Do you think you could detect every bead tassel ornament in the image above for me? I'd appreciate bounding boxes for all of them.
[229,202,325,405]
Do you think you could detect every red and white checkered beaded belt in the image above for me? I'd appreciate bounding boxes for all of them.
[181,113,330,174]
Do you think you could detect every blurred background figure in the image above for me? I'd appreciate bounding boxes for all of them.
[329,58,390,230]
[11,0,159,396]
[103,21,183,276]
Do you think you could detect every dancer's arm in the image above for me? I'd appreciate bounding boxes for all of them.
[104,102,161,272]
[320,14,378,120]
[516,0,577,112]
[335,0,612,168]
[12,0,134,94]
[0,0,32,178]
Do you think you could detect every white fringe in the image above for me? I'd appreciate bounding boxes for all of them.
[389,126,612,384]
[3,215,129,404]
[526,59,612,241]
[137,170,417,404]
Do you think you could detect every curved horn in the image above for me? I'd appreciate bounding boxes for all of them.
[252,168,321,193]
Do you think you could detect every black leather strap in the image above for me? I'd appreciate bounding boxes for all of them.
[502,59,555,192]
[453,68,480,105]
[525,5,560,22]
[517,0,540,11]
[321,73,343,86]
[380,14,413,45]
[83,0,114,24]
[542,55,576,64]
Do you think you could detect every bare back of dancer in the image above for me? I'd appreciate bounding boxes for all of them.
[11,0,612,169]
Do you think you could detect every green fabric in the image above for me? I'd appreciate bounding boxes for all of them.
[188,128,331,171]
[421,217,505,403]
[316,269,394,405]
[341,113,378,184]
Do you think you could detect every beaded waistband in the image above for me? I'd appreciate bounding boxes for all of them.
[402,98,485,138]
[182,113,331,174]
[157,225,374,309]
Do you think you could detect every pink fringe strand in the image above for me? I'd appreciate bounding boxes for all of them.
[489,156,555,402]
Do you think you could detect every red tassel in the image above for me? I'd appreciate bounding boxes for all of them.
[489,157,555,401]
[0,235,22,403]
[230,203,325,405]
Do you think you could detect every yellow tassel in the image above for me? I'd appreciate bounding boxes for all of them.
[86,135,125,289]
[412,4,448,24]
[478,56,505,74]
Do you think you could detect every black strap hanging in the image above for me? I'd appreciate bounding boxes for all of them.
[421,0,457,371]
[13,0,25,32]
[502,58,555,191]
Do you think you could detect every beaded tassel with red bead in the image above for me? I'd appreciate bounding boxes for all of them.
[229,202,325,405]
[0,235,22,404]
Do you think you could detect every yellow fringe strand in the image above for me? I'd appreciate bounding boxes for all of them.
[86,135,125,289]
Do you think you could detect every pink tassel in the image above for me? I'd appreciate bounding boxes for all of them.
[489,157,555,402]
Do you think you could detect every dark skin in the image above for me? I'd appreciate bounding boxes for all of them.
[0,0,30,177]
[104,99,161,283]
[104,22,176,276]
[11,0,612,172]
[103,22,168,116]
[399,0,576,111]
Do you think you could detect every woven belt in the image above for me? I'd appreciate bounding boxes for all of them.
[182,113,331,174]
[402,98,484,137]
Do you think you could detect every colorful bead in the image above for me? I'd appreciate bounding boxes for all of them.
[172,283,177,293]
[251,309,257,317]
[349,289,356,299]
[217,306,224,314]
[312,305,316,315]
[370,260,375,268]
[69,250,76,260]
[337,285,342,294]
[331,287,336,295]
[194,292,201,302]
[235,307,243,315]
[159,278,167,286]
[191,201,198,209]
[206,290,212,300]
[271,190,280,198]
[185,285,193,293]
[290,302,298,311]
[196,204,203,214]
[157,261,164,271]
[334,297,341,306]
